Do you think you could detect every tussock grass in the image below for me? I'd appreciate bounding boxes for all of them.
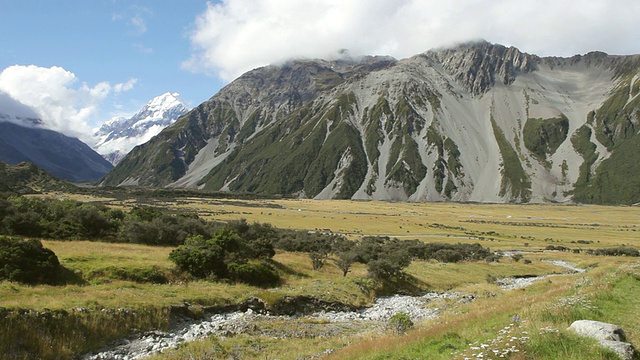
[4,194,640,359]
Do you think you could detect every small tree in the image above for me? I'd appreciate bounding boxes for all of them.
[335,252,356,277]
[310,251,328,271]
[511,254,523,262]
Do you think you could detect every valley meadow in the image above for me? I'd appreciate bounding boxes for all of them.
[1,192,639,359]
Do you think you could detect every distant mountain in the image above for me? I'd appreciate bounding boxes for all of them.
[0,122,113,182]
[101,41,640,205]
[94,92,189,165]
[0,91,113,182]
[0,161,77,194]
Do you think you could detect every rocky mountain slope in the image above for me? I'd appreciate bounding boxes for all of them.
[94,92,189,165]
[101,41,640,204]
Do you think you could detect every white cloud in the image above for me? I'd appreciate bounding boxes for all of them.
[113,5,153,36]
[0,65,136,144]
[184,0,640,82]
[130,15,147,35]
[113,78,138,93]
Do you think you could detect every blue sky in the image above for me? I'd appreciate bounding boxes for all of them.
[0,1,222,115]
[1,0,639,143]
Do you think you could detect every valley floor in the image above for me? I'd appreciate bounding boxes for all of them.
[1,194,639,359]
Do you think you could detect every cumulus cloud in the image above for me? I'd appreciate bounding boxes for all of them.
[0,65,136,143]
[184,0,640,82]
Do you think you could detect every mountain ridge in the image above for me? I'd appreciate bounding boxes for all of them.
[100,41,640,204]
[94,92,189,165]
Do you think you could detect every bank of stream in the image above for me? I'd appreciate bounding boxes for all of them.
[82,260,585,359]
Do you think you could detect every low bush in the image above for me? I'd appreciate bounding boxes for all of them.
[169,229,279,285]
[587,247,640,257]
[387,312,414,334]
[228,261,279,286]
[0,237,61,284]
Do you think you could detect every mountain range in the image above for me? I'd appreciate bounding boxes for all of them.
[100,41,640,204]
[0,91,113,183]
[93,92,189,165]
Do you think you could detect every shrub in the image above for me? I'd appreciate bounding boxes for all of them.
[0,237,61,284]
[388,312,414,334]
[486,273,499,284]
[591,247,640,257]
[169,230,278,285]
[228,261,279,286]
[309,251,328,271]
[367,258,407,280]
[169,234,228,279]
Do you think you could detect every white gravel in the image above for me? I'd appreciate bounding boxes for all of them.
[496,260,586,290]
[83,260,587,359]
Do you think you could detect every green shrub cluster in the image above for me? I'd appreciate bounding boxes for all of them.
[586,247,640,257]
[168,229,278,286]
[0,237,61,284]
[0,194,214,246]
[275,231,491,279]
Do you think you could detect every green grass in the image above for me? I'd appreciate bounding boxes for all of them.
[3,195,640,359]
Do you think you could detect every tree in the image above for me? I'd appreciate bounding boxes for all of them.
[309,250,328,271]
[335,252,356,277]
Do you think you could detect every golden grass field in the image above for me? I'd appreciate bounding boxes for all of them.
[4,193,639,359]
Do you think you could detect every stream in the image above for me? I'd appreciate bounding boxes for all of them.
[82,260,585,360]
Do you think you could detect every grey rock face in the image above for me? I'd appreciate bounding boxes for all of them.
[101,42,640,204]
[428,40,538,95]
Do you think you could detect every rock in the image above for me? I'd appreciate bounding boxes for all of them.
[568,320,627,342]
[568,320,636,360]
[599,340,636,360]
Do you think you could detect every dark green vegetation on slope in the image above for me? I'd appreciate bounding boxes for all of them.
[523,115,569,165]
[491,118,531,202]
[573,72,640,204]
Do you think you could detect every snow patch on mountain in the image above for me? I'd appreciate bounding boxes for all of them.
[94,92,189,165]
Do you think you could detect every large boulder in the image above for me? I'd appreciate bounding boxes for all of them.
[568,320,636,360]
[568,320,627,342]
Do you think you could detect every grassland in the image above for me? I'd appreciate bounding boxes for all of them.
[3,193,640,359]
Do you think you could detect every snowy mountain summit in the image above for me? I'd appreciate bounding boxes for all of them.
[94,92,189,165]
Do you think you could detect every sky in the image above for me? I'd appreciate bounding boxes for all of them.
[1,0,639,144]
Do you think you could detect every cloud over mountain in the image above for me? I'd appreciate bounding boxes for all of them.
[0,65,137,144]
[184,0,640,82]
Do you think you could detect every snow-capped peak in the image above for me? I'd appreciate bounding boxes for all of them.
[93,92,190,165]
